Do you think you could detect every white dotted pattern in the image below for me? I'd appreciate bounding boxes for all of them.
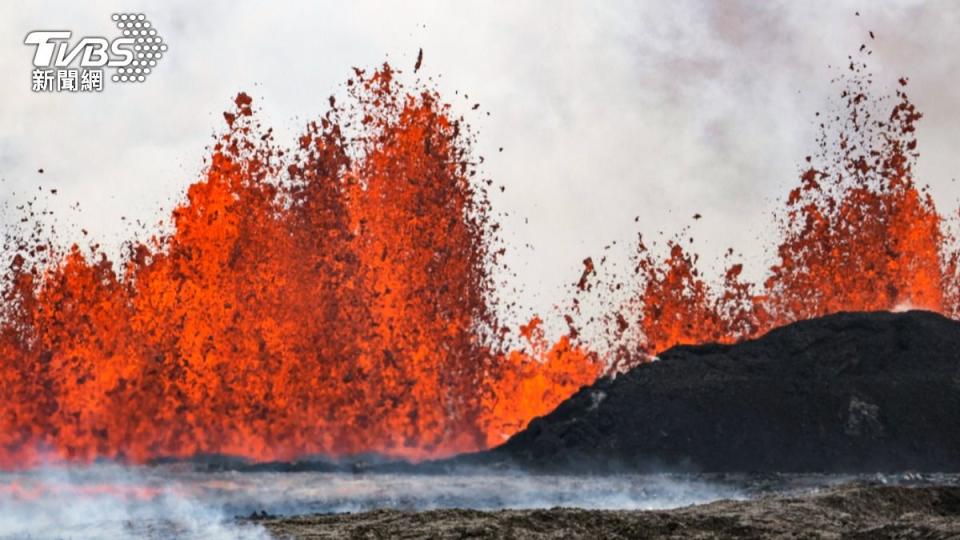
[111,13,166,84]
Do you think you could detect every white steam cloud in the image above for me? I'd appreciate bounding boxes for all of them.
[0,464,751,538]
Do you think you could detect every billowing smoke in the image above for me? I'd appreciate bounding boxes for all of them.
[0,463,755,538]
[0,464,268,539]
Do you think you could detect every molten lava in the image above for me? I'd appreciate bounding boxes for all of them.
[601,57,960,358]
[0,65,600,467]
[1,51,958,468]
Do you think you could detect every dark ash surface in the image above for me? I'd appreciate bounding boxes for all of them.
[252,483,960,539]
[476,310,960,473]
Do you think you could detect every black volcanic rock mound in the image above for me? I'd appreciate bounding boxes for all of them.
[486,310,960,473]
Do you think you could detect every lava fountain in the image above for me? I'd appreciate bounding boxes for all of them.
[0,64,600,468]
[591,53,960,362]
[1,49,958,468]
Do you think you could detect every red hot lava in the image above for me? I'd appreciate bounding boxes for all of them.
[599,57,960,359]
[0,65,600,467]
[1,52,958,468]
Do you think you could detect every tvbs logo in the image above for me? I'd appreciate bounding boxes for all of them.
[25,13,167,92]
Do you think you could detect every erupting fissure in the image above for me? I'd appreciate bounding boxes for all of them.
[0,65,599,467]
[1,52,957,468]
[591,56,960,361]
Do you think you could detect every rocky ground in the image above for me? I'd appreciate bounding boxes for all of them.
[476,310,960,473]
[251,483,960,539]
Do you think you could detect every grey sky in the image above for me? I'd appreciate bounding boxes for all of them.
[2,1,959,332]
